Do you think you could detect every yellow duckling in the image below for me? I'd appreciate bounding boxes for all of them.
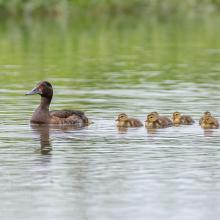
[145,112,172,128]
[200,114,219,129]
[199,111,211,125]
[172,112,195,125]
[116,113,143,127]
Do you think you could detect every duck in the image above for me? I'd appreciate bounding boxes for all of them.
[26,81,89,126]
[172,112,194,125]
[116,113,143,127]
[145,112,172,128]
[199,111,211,125]
[200,113,219,129]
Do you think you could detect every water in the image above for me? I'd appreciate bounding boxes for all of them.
[0,18,220,220]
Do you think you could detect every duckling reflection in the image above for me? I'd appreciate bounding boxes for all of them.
[203,129,215,137]
[117,126,128,133]
[146,127,158,135]
[31,124,52,155]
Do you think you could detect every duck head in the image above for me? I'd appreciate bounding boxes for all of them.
[26,81,53,101]
[116,113,129,122]
[172,112,181,120]
[150,111,159,116]
[146,113,158,123]
[203,111,211,117]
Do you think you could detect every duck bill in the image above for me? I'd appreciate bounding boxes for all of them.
[26,87,42,95]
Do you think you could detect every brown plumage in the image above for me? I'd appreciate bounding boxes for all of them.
[199,111,211,125]
[116,113,143,127]
[200,114,219,129]
[26,81,89,126]
[145,112,172,128]
[172,112,194,125]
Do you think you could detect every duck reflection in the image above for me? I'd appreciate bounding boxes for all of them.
[31,124,52,155]
[31,124,83,154]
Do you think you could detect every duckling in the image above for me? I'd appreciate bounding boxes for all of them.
[116,113,143,127]
[172,112,194,125]
[145,112,172,128]
[200,115,219,129]
[149,112,172,127]
[199,111,211,125]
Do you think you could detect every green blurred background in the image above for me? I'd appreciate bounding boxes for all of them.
[1,0,220,19]
[1,0,220,87]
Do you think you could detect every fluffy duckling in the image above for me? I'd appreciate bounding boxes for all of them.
[172,112,195,125]
[116,113,143,127]
[145,112,172,128]
[199,111,211,125]
[149,112,172,127]
[200,114,219,129]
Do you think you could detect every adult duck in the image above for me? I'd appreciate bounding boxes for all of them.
[26,81,89,126]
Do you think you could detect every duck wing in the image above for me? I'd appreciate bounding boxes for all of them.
[50,110,89,124]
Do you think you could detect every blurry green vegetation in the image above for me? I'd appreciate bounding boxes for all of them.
[0,17,220,88]
[1,0,220,18]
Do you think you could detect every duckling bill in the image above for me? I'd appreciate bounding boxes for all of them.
[26,81,89,126]
[116,113,143,127]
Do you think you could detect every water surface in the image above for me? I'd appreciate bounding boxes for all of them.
[0,18,220,220]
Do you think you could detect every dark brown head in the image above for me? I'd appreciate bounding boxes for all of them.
[26,81,53,101]
[116,113,128,122]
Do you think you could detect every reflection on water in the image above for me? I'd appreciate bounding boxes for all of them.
[31,124,52,155]
[31,124,88,154]
[203,129,215,137]
[146,128,158,135]
[117,126,128,133]
[0,19,220,220]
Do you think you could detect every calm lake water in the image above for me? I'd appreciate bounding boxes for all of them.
[0,18,220,220]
